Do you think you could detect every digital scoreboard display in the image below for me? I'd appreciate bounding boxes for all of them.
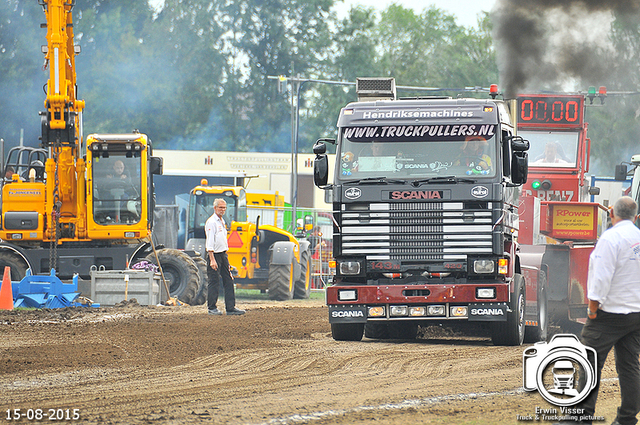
[517,95,584,127]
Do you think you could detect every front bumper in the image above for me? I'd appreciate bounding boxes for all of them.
[327,283,509,323]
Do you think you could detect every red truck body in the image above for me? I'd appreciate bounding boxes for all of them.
[517,94,605,329]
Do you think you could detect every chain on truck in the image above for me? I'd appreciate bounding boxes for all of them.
[313,78,535,346]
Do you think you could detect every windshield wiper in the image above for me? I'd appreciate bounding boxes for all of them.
[344,177,408,185]
[411,176,477,186]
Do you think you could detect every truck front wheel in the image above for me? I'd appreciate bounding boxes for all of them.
[365,322,418,340]
[331,323,364,341]
[491,273,526,346]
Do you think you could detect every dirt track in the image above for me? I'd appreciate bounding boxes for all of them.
[0,297,626,424]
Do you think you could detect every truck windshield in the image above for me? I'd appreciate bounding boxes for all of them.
[92,155,142,225]
[520,130,579,168]
[337,129,497,181]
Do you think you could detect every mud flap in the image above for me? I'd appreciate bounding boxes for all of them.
[328,305,367,323]
[468,302,508,321]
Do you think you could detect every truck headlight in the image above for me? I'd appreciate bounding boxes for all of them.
[473,259,495,274]
[450,306,468,317]
[390,305,408,316]
[409,307,426,317]
[427,305,445,316]
[339,261,361,275]
[338,289,357,301]
[368,306,385,317]
[476,287,496,299]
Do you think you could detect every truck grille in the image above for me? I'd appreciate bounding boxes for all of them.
[340,202,495,261]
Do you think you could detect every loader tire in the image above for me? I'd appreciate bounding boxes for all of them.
[145,248,199,304]
[0,251,29,281]
[268,260,295,301]
[293,249,311,299]
[191,256,208,306]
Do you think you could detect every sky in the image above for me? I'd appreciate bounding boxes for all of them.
[150,1,498,29]
[333,0,497,28]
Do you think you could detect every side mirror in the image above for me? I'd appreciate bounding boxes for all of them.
[314,138,335,149]
[313,140,328,154]
[615,164,628,181]
[511,152,528,185]
[314,154,329,187]
[149,156,163,175]
[509,135,530,152]
[304,214,314,231]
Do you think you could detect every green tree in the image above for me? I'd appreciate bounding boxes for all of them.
[219,0,335,152]
[578,15,640,175]
[0,0,48,147]
[300,5,499,153]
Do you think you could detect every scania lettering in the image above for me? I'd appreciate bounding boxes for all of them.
[390,190,442,200]
[313,77,537,346]
[471,308,505,316]
[332,311,365,318]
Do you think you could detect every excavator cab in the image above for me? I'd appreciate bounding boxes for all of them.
[85,133,157,240]
[92,154,142,225]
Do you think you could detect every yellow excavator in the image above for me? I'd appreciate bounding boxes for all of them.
[0,0,201,303]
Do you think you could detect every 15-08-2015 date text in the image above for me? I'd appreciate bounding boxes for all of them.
[5,409,80,421]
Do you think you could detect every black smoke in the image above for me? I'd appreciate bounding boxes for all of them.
[492,0,640,97]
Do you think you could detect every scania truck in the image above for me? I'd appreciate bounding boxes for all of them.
[313,78,537,346]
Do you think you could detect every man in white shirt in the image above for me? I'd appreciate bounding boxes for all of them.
[205,198,245,316]
[574,196,640,425]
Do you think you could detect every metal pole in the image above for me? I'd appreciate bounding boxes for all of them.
[292,78,304,231]
[289,77,295,233]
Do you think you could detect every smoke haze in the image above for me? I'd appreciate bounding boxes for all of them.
[492,0,640,97]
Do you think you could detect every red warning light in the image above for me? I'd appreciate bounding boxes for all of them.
[598,86,607,104]
[489,84,498,99]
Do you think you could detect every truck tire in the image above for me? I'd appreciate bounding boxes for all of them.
[524,270,549,343]
[268,259,295,301]
[191,256,208,306]
[293,249,311,299]
[364,322,390,339]
[331,323,364,341]
[365,322,418,340]
[388,322,418,340]
[491,273,526,346]
[0,251,28,281]
[145,248,199,304]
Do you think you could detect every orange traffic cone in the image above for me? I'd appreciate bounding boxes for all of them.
[0,266,14,310]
